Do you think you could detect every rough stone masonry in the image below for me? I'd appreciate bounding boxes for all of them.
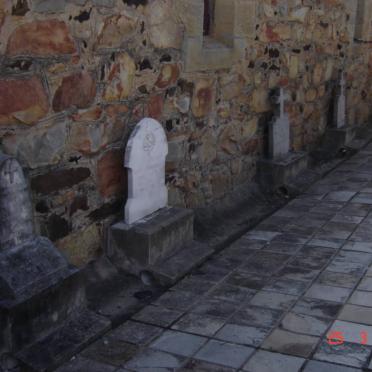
[0,0,371,268]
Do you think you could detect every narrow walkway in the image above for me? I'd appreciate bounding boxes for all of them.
[59,144,372,372]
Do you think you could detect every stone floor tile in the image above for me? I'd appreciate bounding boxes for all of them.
[153,290,200,311]
[242,350,305,372]
[343,241,372,254]
[150,330,207,357]
[125,349,186,370]
[336,251,372,264]
[350,228,372,242]
[276,265,320,282]
[348,290,372,307]
[132,305,183,328]
[171,313,225,337]
[179,359,235,371]
[250,291,297,310]
[226,271,267,290]
[327,320,372,346]
[262,328,319,357]
[230,305,282,328]
[289,254,330,270]
[327,259,366,275]
[316,271,361,288]
[339,304,372,326]
[190,265,231,283]
[80,338,138,367]
[240,252,290,275]
[280,312,331,336]
[194,340,254,368]
[326,191,357,202]
[191,298,239,319]
[357,277,372,291]
[271,233,310,245]
[303,360,362,372]
[263,278,308,296]
[332,214,364,224]
[305,284,351,303]
[366,266,372,277]
[171,277,216,295]
[313,340,371,368]
[110,320,163,346]
[215,323,270,347]
[293,298,342,318]
[351,193,372,204]
[209,283,255,303]
[341,204,371,217]
[55,356,117,372]
[244,230,281,241]
[263,242,302,255]
[297,245,336,257]
[308,238,345,249]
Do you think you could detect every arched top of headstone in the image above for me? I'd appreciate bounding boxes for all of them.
[125,118,168,169]
[0,152,27,193]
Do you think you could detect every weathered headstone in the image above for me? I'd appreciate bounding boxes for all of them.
[269,88,290,160]
[109,118,212,284]
[0,152,109,364]
[258,88,308,190]
[334,72,346,129]
[124,118,168,225]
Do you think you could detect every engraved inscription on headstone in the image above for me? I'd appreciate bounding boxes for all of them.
[124,118,168,225]
[269,88,290,160]
[335,72,346,129]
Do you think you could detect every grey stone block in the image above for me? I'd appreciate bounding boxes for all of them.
[258,152,308,190]
[108,207,194,273]
[0,237,85,355]
[324,126,356,150]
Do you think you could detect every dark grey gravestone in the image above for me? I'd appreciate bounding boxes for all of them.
[0,152,109,367]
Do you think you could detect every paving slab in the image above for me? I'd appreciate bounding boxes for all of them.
[230,305,283,328]
[262,329,319,357]
[305,284,351,303]
[215,323,270,347]
[171,313,225,337]
[150,330,207,357]
[314,340,372,368]
[242,350,305,372]
[132,305,183,328]
[195,340,255,368]
[339,304,372,326]
[303,360,362,372]
[348,290,372,307]
[316,271,361,288]
[250,291,297,310]
[280,312,331,336]
[293,298,342,318]
[124,349,186,370]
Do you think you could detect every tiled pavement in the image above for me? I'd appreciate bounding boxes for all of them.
[58,145,372,371]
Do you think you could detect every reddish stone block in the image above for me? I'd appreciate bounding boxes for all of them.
[97,150,126,198]
[147,94,164,120]
[0,77,49,125]
[53,71,96,112]
[155,64,180,89]
[7,19,76,56]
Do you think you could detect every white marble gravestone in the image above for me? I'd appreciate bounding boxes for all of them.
[124,118,168,225]
[269,88,290,160]
[335,73,346,129]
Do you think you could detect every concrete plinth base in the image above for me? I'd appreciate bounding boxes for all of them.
[324,126,356,151]
[258,152,308,190]
[0,236,85,355]
[109,207,194,272]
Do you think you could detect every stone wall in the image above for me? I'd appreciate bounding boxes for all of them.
[0,0,371,266]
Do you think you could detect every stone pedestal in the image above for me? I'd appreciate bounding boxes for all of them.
[258,152,308,191]
[324,126,356,152]
[109,207,193,271]
[0,153,110,369]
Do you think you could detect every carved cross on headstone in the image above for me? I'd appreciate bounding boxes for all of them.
[335,72,346,129]
[124,118,168,225]
[269,88,290,160]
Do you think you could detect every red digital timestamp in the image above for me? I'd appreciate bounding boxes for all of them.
[327,331,368,346]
